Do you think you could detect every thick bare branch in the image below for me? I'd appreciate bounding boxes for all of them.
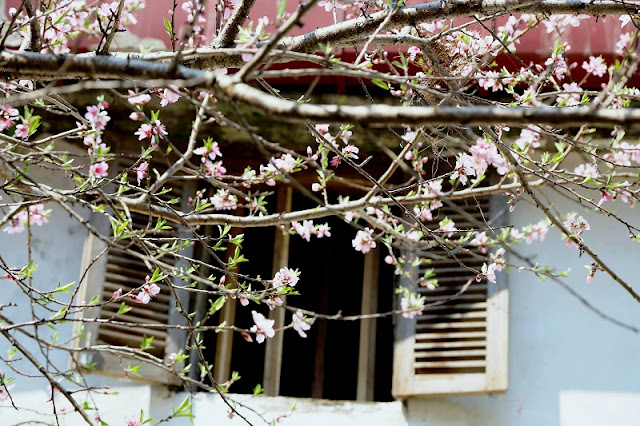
[279,0,640,52]
[210,0,257,49]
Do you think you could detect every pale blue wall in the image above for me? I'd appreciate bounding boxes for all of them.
[406,186,640,426]
[1,171,638,425]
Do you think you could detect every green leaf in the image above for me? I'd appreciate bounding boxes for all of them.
[172,396,193,418]
[52,282,75,294]
[154,217,172,231]
[126,364,141,376]
[117,302,132,315]
[118,172,129,195]
[163,17,172,36]
[208,296,226,315]
[19,260,38,278]
[253,383,264,395]
[371,78,390,90]
[141,145,155,159]
[50,306,67,320]
[148,268,166,284]
[140,335,155,351]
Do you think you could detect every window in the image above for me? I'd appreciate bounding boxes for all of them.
[392,195,509,397]
[74,156,508,399]
[72,156,194,385]
[192,187,396,401]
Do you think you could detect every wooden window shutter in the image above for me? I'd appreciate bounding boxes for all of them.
[73,157,194,385]
[392,195,508,397]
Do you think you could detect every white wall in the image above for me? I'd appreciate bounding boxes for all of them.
[405,186,640,426]
[0,141,91,395]
[1,173,639,425]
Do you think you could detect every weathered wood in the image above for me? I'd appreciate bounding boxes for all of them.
[311,243,331,398]
[263,186,293,396]
[214,225,243,384]
[392,248,417,398]
[357,247,380,401]
[393,194,509,397]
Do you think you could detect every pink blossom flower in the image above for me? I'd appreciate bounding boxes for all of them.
[129,112,143,121]
[401,293,425,318]
[158,87,180,106]
[557,82,583,106]
[0,105,19,131]
[273,267,300,288]
[315,124,330,134]
[620,15,632,28]
[136,283,160,304]
[194,141,222,161]
[616,32,631,55]
[342,145,359,159]
[582,56,607,77]
[478,71,503,92]
[470,231,488,247]
[407,45,421,61]
[135,161,148,185]
[210,189,238,210]
[26,204,45,222]
[127,91,151,106]
[14,123,29,139]
[250,311,275,343]
[265,296,282,310]
[484,263,498,284]
[202,160,226,178]
[414,206,433,222]
[111,288,123,300]
[316,223,331,238]
[134,123,153,140]
[85,105,110,131]
[339,130,352,143]
[152,120,168,139]
[318,0,346,12]
[90,162,109,178]
[292,310,311,338]
[439,218,457,237]
[3,216,25,235]
[451,153,476,185]
[125,416,141,426]
[574,163,599,179]
[292,220,314,242]
[352,228,376,254]
[0,384,14,402]
[267,153,297,173]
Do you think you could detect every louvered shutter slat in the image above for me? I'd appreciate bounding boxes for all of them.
[73,154,194,385]
[415,331,487,340]
[392,193,509,397]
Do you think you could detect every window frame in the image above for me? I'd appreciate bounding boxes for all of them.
[72,157,194,386]
[392,194,509,398]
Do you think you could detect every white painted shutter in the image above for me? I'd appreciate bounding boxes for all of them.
[73,158,193,385]
[392,195,508,397]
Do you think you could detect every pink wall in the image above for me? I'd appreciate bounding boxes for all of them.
[4,1,624,57]
[3,1,631,87]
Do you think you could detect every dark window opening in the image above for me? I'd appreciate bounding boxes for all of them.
[196,192,395,401]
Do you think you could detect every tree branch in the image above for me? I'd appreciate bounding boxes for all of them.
[210,0,257,49]
[279,0,640,53]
